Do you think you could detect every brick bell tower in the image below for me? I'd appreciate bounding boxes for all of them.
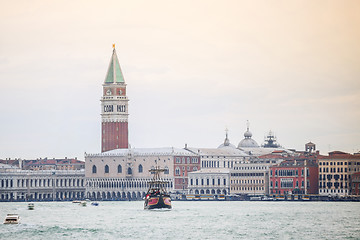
[101,45,129,152]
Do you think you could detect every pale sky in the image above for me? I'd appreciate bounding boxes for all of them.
[1,0,359,160]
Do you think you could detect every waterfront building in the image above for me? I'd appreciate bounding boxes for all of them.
[350,172,360,195]
[230,157,283,196]
[0,166,85,201]
[85,147,199,200]
[21,158,84,170]
[269,154,318,195]
[101,45,129,152]
[174,152,201,194]
[318,151,360,196]
[187,169,230,195]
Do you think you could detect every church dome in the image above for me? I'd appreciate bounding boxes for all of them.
[244,130,252,138]
[238,138,259,148]
[237,121,259,148]
[218,129,236,149]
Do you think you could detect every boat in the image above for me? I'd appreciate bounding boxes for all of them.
[302,195,310,201]
[217,194,225,200]
[250,196,262,201]
[79,201,87,206]
[72,200,81,203]
[144,167,172,210]
[275,195,286,201]
[261,196,274,201]
[3,214,20,224]
[28,203,35,210]
[91,202,99,206]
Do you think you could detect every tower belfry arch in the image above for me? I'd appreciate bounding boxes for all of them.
[101,45,129,152]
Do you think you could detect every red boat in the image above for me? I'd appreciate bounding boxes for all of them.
[144,167,172,210]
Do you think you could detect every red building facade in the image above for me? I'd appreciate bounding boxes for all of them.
[270,158,318,195]
[101,46,129,152]
[350,172,360,195]
[174,155,201,193]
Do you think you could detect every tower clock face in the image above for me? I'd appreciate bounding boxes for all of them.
[117,88,125,95]
[106,89,112,95]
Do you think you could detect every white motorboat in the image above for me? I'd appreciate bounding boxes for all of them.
[3,214,20,224]
[28,203,35,210]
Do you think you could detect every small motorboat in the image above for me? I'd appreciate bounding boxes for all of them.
[72,200,81,203]
[28,203,35,210]
[3,214,20,224]
[79,201,87,206]
[91,202,99,206]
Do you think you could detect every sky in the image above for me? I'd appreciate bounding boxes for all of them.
[0,0,359,160]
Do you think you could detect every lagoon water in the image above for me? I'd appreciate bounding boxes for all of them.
[0,201,359,239]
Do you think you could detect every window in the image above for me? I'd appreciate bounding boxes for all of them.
[191,157,198,163]
[118,165,122,173]
[187,157,190,164]
[138,164,143,173]
[176,157,181,163]
[92,165,97,174]
[175,167,180,175]
[105,165,109,173]
[193,167,198,171]
[164,166,169,174]
[127,167,132,175]
[280,178,293,188]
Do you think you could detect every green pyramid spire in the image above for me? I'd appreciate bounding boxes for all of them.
[105,46,125,84]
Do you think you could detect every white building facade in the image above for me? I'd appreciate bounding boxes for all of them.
[85,147,198,200]
[187,169,230,195]
[0,168,85,201]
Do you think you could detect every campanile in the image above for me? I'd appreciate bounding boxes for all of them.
[101,45,129,152]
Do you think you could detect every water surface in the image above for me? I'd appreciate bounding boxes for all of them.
[0,201,359,239]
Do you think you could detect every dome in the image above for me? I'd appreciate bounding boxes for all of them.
[244,130,252,138]
[218,129,236,149]
[238,138,259,148]
[237,121,259,148]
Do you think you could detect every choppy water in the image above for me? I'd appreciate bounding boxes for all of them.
[0,201,359,239]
